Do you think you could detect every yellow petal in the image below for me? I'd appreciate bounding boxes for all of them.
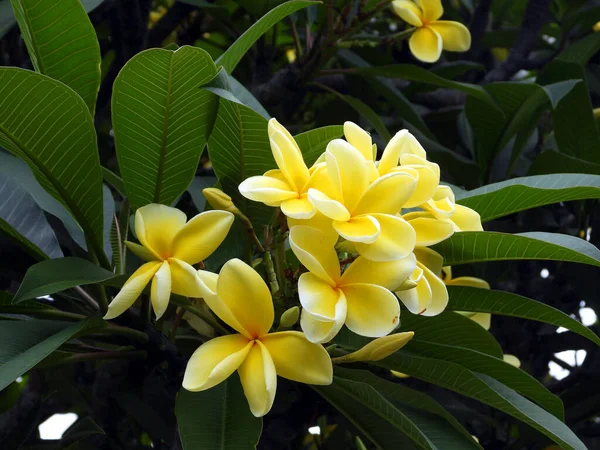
[416,0,443,22]
[451,204,483,232]
[326,139,369,212]
[182,334,252,391]
[239,175,298,205]
[280,195,315,219]
[151,261,171,319]
[298,273,343,320]
[340,253,416,290]
[238,340,277,417]
[391,0,423,27]
[289,226,341,284]
[354,214,416,261]
[333,215,380,244]
[104,261,161,320]
[169,258,206,297]
[287,211,338,247]
[395,265,432,314]
[343,121,373,161]
[409,26,442,63]
[352,171,417,216]
[196,269,218,296]
[469,312,492,330]
[171,210,234,264]
[202,188,236,213]
[339,331,414,363]
[429,20,471,52]
[343,283,400,337]
[377,129,409,176]
[135,204,186,260]
[446,276,490,290]
[260,331,333,385]
[300,296,347,343]
[308,188,351,221]
[503,354,521,368]
[216,259,274,338]
[303,163,334,195]
[271,130,310,191]
[398,155,440,208]
[403,212,454,246]
[268,118,302,156]
[398,130,427,159]
[419,263,448,316]
[414,247,443,274]
[125,241,156,262]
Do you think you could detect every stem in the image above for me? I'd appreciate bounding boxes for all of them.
[95,285,109,316]
[289,18,303,57]
[74,286,99,312]
[274,236,288,297]
[169,307,185,343]
[171,298,230,335]
[0,308,86,321]
[49,350,147,367]
[100,324,149,344]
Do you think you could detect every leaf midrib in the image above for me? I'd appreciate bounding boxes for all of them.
[18,0,45,73]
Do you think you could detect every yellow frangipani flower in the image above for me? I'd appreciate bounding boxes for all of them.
[391,0,471,63]
[104,204,234,320]
[239,118,331,219]
[290,226,416,343]
[182,258,332,417]
[202,187,239,214]
[306,139,418,261]
[423,185,483,232]
[395,247,448,316]
[333,331,415,363]
[442,266,491,329]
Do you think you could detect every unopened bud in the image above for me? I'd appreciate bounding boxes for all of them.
[279,306,300,328]
[333,332,414,364]
[203,188,239,214]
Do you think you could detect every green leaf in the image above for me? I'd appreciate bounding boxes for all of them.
[112,46,218,210]
[207,98,274,230]
[0,173,62,260]
[446,286,600,347]
[13,257,116,303]
[188,175,217,213]
[0,68,106,265]
[176,374,262,450]
[60,416,105,446]
[377,353,587,450]
[10,0,101,113]
[456,173,600,222]
[216,0,317,73]
[530,150,600,176]
[0,318,104,391]
[101,167,126,198]
[407,340,564,419]
[294,125,344,167]
[433,231,600,267]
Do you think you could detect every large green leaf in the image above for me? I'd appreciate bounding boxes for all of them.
[377,353,586,450]
[216,0,317,73]
[294,125,344,167]
[175,374,262,450]
[207,98,274,230]
[0,68,105,265]
[112,46,218,210]
[0,318,103,391]
[456,173,600,222]
[407,340,563,419]
[446,286,600,346]
[0,173,62,260]
[13,257,116,303]
[433,231,600,267]
[10,0,101,113]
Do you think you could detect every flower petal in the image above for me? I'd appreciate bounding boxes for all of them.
[378,129,409,176]
[308,188,350,222]
[343,121,373,161]
[239,175,298,205]
[429,20,471,52]
[451,204,483,232]
[104,261,161,320]
[457,311,491,330]
[260,331,333,385]
[326,139,369,212]
[419,264,448,316]
[196,269,218,296]
[125,241,156,262]
[238,340,277,417]
[352,172,417,216]
[287,211,338,247]
[416,0,443,22]
[300,294,347,343]
[399,154,440,207]
[414,247,443,274]
[268,118,302,155]
[391,0,423,27]
[217,259,274,338]
[354,214,416,261]
[169,258,206,297]
[151,261,171,319]
[446,276,490,290]
[135,204,186,260]
[281,195,315,219]
[403,212,454,246]
[333,215,380,244]
[298,273,342,319]
[340,253,416,290]
[289,226,341,284]
[303,163,334,195]
[171,210,234,264]
[271,129,310,191]
[182,334,252,391]
[343,284,400,337]
[395,265,432,314]
[409,26,442,63]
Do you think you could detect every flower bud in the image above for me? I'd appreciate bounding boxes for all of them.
[279,306,300,328]
[334,332,414,364]
[203,188,239,214]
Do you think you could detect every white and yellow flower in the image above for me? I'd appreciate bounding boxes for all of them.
[104,204,234,320]
[423,185,483,231]
[183,258,332,417]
